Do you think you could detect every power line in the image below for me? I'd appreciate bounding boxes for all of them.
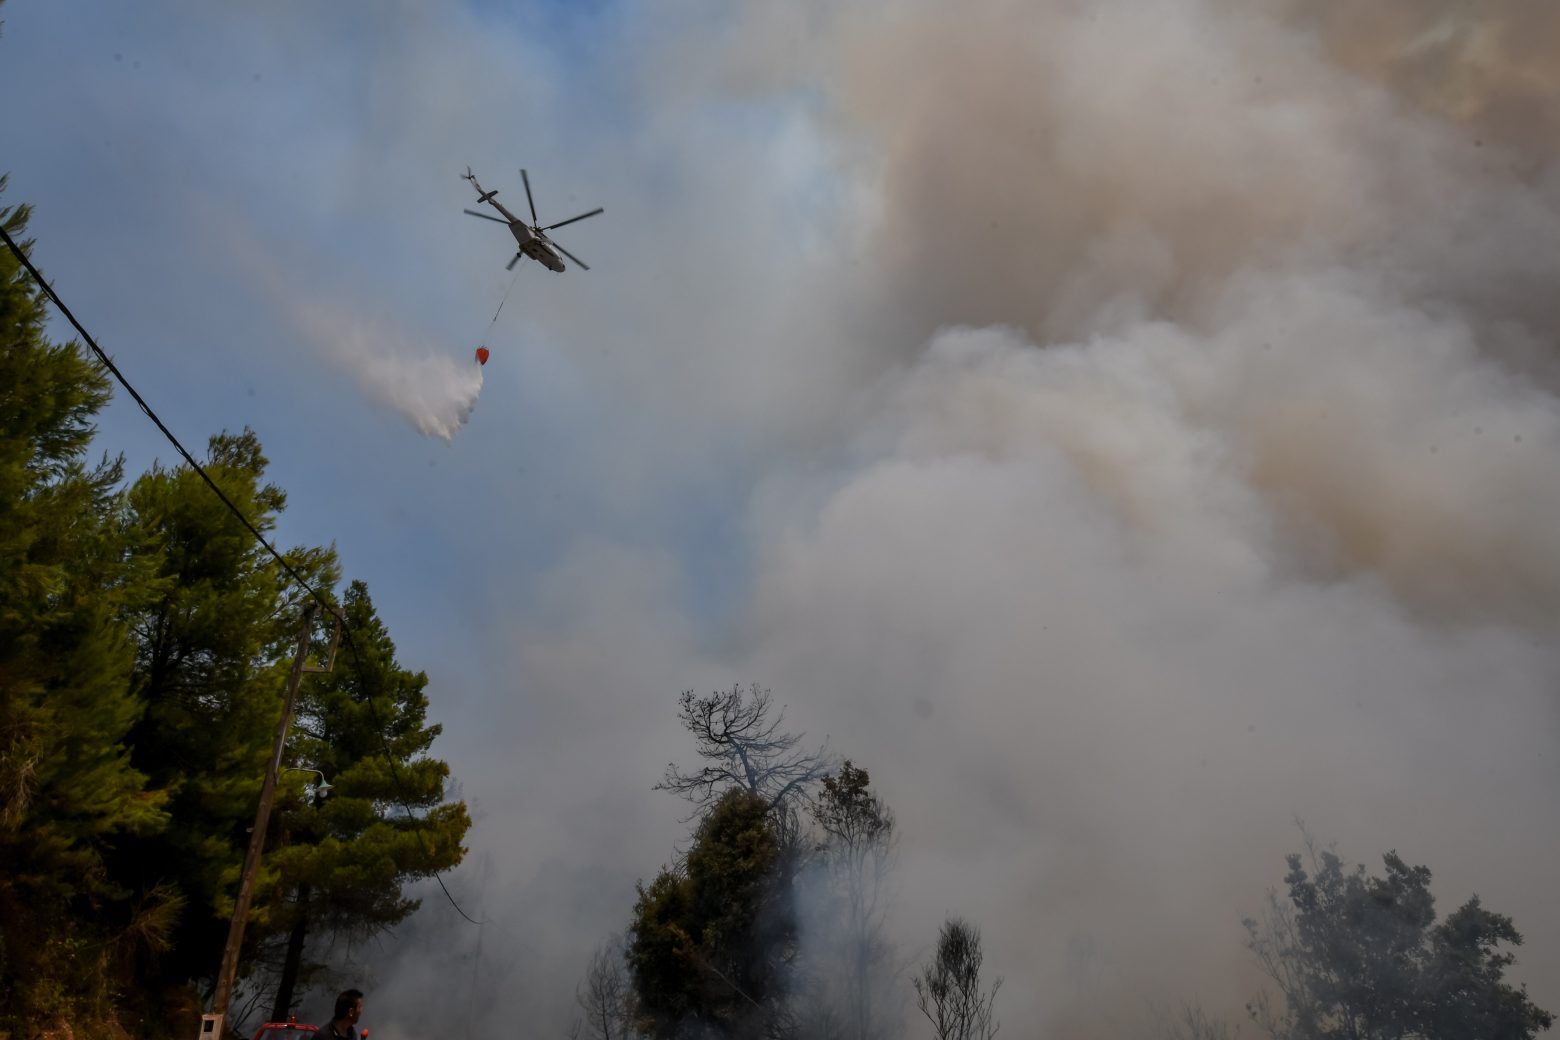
[0,224,329,607]
[1,224,481,927]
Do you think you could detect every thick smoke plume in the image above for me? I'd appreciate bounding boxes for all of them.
[731,0,1560,1031]
[333,0,1560,1035]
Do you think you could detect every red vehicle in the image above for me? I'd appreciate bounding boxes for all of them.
[251,1020,318,1040]
[251,1016,367,1040]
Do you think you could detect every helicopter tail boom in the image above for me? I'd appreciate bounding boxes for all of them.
[463,166,499,203]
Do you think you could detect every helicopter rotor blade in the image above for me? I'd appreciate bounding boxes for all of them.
[520,169,539,226]
[549,239,590,271]
[506,252,523,271]
[464,209,509,224]
[540,207,604,232]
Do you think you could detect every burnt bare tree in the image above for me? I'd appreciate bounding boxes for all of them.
[656,686,831,815]
[570,935,640,1040]
[913,918,1001,1040]
[1148,1001,1242,1040]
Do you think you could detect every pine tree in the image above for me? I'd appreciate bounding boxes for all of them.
[0,183,168,1029]
[263,579,471,1019]
[628,789,796,1039]
[112,428,338,992]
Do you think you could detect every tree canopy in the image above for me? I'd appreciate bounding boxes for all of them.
[0,185,468,1037]
[914,918,1002,1040]
[0,181,170,1028]
[1245,840,1553,1040]
[628,788,796,1039]
[262,580,471,1019]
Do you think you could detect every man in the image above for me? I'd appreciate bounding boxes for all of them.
[326,989,364,1040]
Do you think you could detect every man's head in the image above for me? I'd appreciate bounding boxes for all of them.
[334,989,364,1024]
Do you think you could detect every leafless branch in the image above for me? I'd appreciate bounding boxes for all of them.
[656,686,832,815]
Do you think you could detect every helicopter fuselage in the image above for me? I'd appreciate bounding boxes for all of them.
[481,199,565,272]
[507,222,565,272]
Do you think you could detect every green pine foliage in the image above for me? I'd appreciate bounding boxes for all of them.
[0,185,167,1029]
[112,428,340,990]
[244,583,467,1022]
[261,580,471,999]
[0,182,467,1035]
[628,789,795,1038]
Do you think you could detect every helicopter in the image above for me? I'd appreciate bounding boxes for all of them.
[462,167,603,273]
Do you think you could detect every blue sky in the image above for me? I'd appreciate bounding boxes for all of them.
[6,2,1560,1035]
[0,0,769,668]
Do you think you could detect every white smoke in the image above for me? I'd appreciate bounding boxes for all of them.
[218,213,491,444]
[354,348,484,442]
[290,296,486,442]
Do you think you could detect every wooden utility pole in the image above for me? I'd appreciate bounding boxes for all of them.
[201,601,337,1038]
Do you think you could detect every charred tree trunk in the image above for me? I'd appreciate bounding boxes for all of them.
[269,883,311,1023]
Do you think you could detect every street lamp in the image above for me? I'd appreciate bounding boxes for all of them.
[283,768,334,798]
